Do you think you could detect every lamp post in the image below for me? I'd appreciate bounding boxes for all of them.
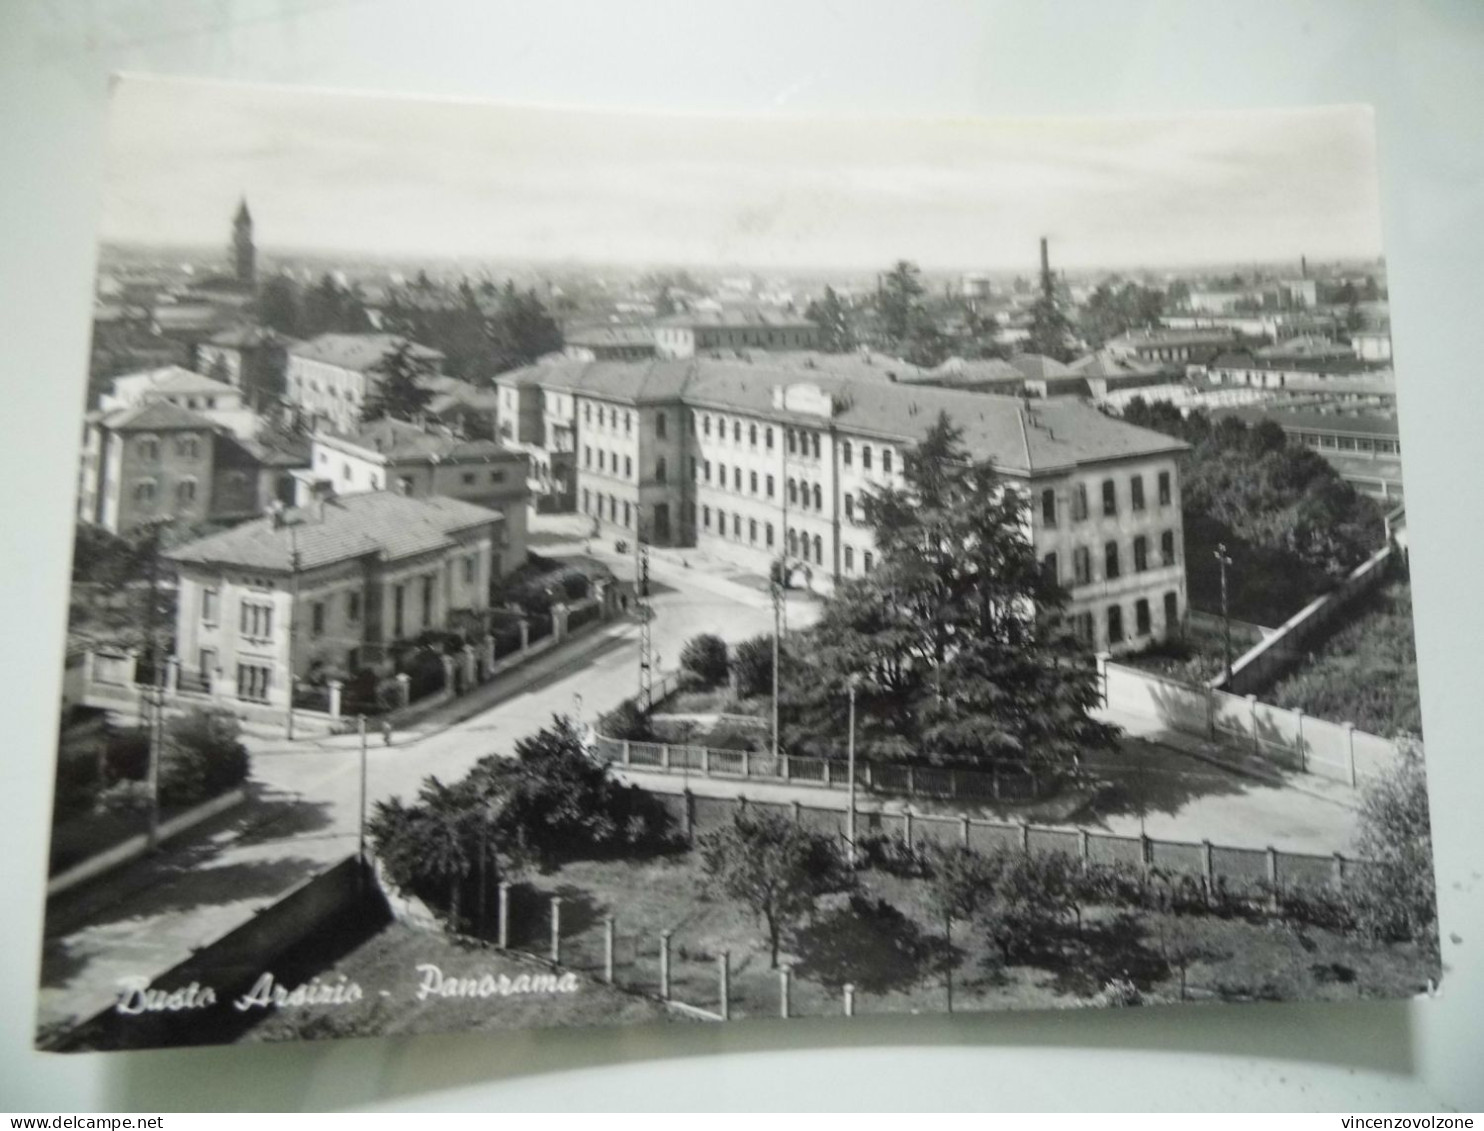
[847,675,859,865]
[1215,542,1234,683]
[770,580,782,760]
[357,714,369,865]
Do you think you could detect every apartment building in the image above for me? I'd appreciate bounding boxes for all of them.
[499,357,1190,654]
[285,334,445,434]
[653,310,821,359]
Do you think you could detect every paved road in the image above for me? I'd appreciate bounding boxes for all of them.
[35,513,1359,1033]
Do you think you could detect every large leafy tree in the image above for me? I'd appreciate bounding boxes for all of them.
[362,339,436,424]
[788,415,1118,770]
[489,282,564,374]
[697,809,849,968]
[805,285,855,353]
[1352,740,1438,962]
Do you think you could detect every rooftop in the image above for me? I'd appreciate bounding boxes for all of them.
[1217,406,1400,438]
[656,309,817,331]
[288,334,444,373]
[318,418,519,465]
[565,325,657,348]
[99,400,219,434]
[112,365,238,398]
[165,491,502,573]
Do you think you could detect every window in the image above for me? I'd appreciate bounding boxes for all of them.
[240,601,274,640]
[704,415,712,437]
[1041,488,1057,527]
[237,662,271,703]
[462,471,476,486]
[1042,551,1059,584]
[812,484,823,510]
[175,478,197,507]
[1158,471,1172,506]
[788,528,798,556]
[656,412,667,440]
[1107,604,1124,644]
[584,404,592,424]
[813,534,823,563]
[1164,591,1179,631]
[689,458,698,481]
[201,588,219,626]
[1073,546,1092,586]
[1102,479,1117,517]
[766,427,774,450]
[749,519,758,543]
[584,446,592,468]
[1131,475,1146,512]
[177,436,199,459]
[1161,530,1176,566]
[464,555,476,585]
[703,505,712,530]
[750,471,758,495]
[656,457,668,483]
[598,450,606,472]
[864,551,874,573]
[766,523,774,548]
[625,456,634,480]
[789,479,798,506]
[1105,541,1120,580]
[1133,536,1148,572]
[812,433,821,459]
[137,437,159,462]
[348,592,361,623]
[749,424,758,447]
[734,513,743,540]
[787,429,797,454]
[844,546,855,571]
[1135,599,1151,636]
[733,421,742,444]
[766,474,775,498]
[1071,483,1089,522]
[421,576,434,625]
[393,585,406,637]
[133,480,157,505]
[862,445,873,471]
[842,440,853,466]
[734,466,743,491]
[311,601,325,637]
[625,413,633,437]
[623,501,632,527]
[882,449,893,474]
[844,494,855,522]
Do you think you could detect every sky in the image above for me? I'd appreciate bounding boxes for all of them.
[99,77,1386,273]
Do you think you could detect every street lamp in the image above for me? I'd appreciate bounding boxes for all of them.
[847,675,859,866]
[770,580,782,760]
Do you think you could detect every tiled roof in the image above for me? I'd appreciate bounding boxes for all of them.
[231,433,312,468]
[288,334,444,372]
[1068,350,1164,380]
[1217,407,1399,438]
[655,309,816,330]
[1008,353,1074,379]
[565,325,657,348]
[115,365,236,397]
[207,324,292,349]
[101,400,218,433]
[498,356,1186,474]
[921,357,1025,385]
[321,418,519,464]
[165,491,502,573]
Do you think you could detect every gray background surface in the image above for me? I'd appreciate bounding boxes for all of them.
[0,0,1480,1111]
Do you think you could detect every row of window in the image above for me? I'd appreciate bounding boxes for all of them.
[1042,530,1178,587]
[584,490,635,529]
[132,477,198,507]
[1073,591,1180,646]
[583,447,670,484]
[133,435,202,462]
[1040,470,1173,527]
[1297,431,1400,456]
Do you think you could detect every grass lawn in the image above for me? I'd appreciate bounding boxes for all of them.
[498,848,1433,1021]
[1267,580,1421,736]
[240,921,677,1043]
[1120,613,1266,685]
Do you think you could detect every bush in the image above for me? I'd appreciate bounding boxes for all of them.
[160,708,250,806]
[680,633,729,687]
[601,698,655,742]
[398,649,447,702]
[561,573,590,602]
[732,634,775,699]
[104,727,150,783]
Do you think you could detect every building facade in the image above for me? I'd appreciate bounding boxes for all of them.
[285,334,445,434]
[653,311,821,358]
[78,402,219,535]
[165,492,503,707]
[501,357,1190,655]
[302,419,530,575]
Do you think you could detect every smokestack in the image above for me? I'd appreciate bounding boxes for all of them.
[1300,254,1308,279]
[1039,237,1052,298]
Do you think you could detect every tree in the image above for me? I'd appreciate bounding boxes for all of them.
[877,260,927,341]
[805,286,855,353]
[1352,740,1438,960]
[921,842,999,1011]
[489,282,564,373]
[361,340,436,424]
[698,809,848,967]
[732,634,775,699]
[1026,290,1076,361]
[789,414,1119,770]
[301,273,371,337]
[160,707,250,805]
[368,774,497,930]
[680,633,730,687]
[254,275,302,337]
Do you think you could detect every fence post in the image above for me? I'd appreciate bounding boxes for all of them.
[792,800,802,824]
[1343,721,1357,787]
[907,766,916,796]
[683,789,695,842]
[1202,839,1214,888]
[395,672,412,709]
[659,930,672,1000]
[1332,852,1347,892]
[743,750,751,778]
[327,679,343,718]
[701,745,710,776]
[718,951,731,1021]
[622,740,631,766]
[661,743,671,771]
[779,967,791,1019]
[781,753,791,781]
[497,881,510,949]
[903,810,914,848]
[1294,709,1307,773]
[1266,846,1280,910]
[165,655,180,694]
[603,916,615,984]
[843,983,856,1018]
[1079,828,1091,870]
[961,814,971,848]
[519,618,530,653]
[1246,694,1260,754]
[823,760,832,787]
[549,897,562,964]
[1019,822,1031,855]
[1140,833,1152,875]
[1206,683,1216,740]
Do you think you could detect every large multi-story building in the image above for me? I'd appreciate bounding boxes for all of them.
[301,418,531,575]
[98,365,259,440]
[498,357,1189,654]
[653,310,821,359]
[285,334,445,433]
[165,491,505,704]
[78,401,221,534]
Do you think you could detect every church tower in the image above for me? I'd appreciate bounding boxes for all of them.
[232,198,255,287]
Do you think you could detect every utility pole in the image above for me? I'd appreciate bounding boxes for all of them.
[847,675,858,865]
[357,714,368,865]
[770,579,782,760]
[286,523,301,740]
[1215,542,1233,684]
[636,526,653,710]
[142,517,168,850]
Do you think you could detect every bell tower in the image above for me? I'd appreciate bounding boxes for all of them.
[232,198,255,286]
